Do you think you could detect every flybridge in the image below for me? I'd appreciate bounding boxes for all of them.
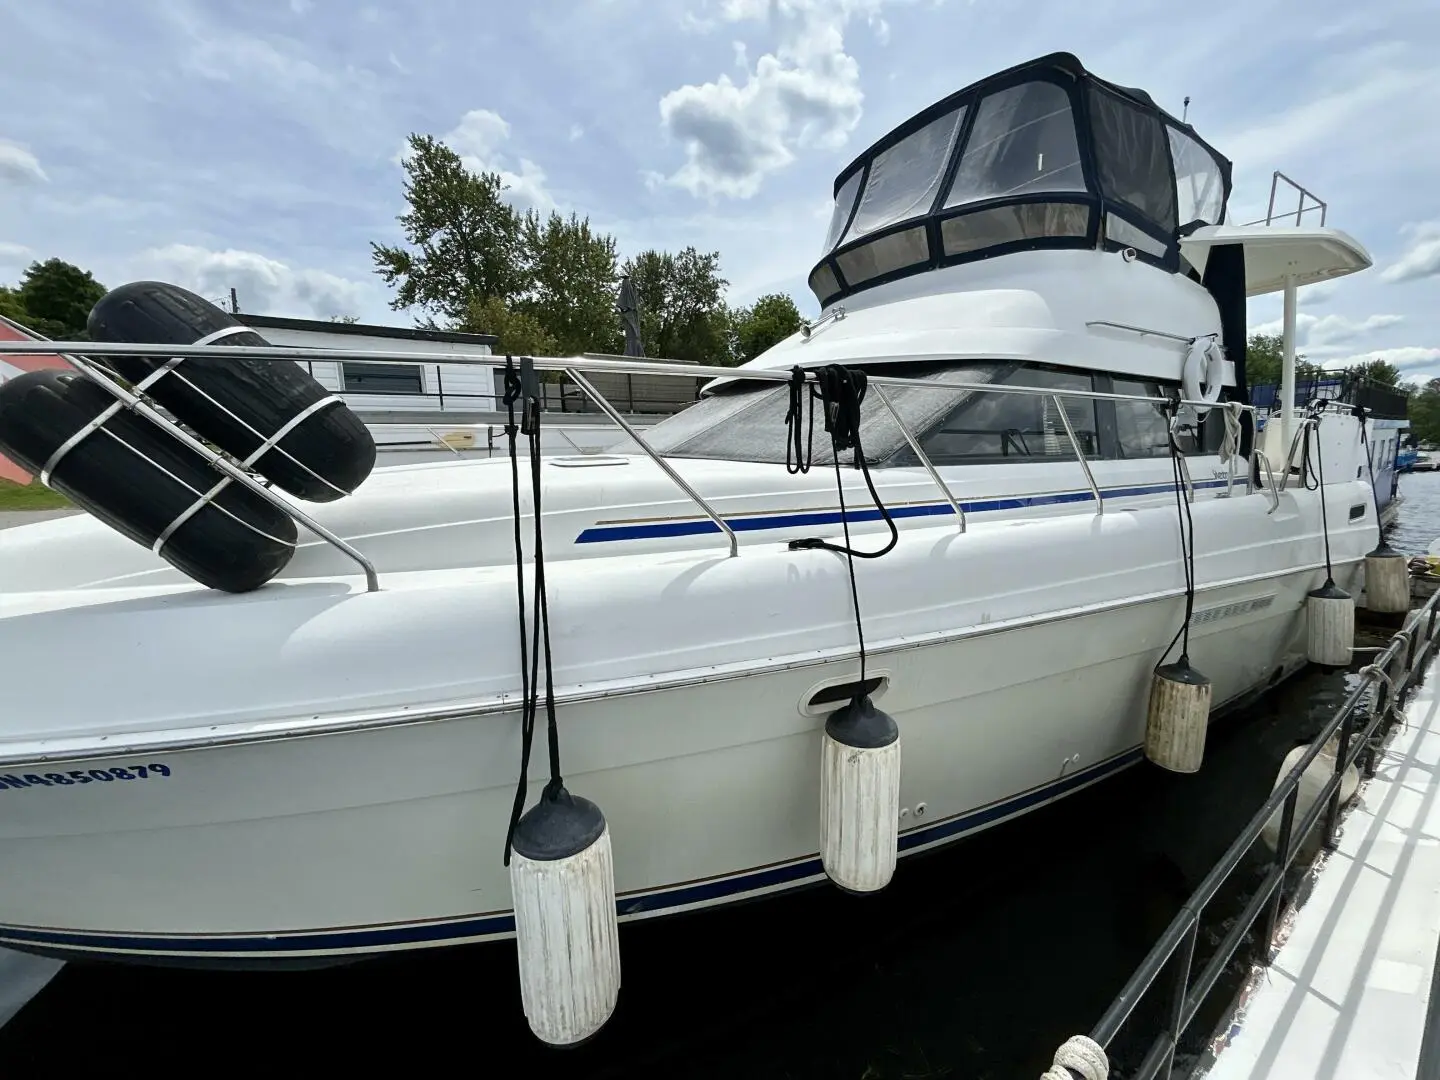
[809,51,1233,306]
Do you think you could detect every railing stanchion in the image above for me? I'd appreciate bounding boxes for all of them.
[1323,707,1355,851]
[565,368,739,558]
[1260,785,1298,952]
[872,385,965,533]
[1053,394,1103,515]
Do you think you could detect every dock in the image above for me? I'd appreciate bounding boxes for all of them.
[1039,589,1440,1080]
[1204,655,1440,1078]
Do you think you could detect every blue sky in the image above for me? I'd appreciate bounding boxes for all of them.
[1,0,1437,377]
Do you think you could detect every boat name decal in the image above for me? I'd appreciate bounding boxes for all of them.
[0,764,172,790]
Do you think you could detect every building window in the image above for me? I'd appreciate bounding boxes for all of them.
[342,363,423,394]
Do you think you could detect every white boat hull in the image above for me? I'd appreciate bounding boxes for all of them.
[0,540,1358,965]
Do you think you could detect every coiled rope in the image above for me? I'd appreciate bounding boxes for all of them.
[1039,1035,1109,1080]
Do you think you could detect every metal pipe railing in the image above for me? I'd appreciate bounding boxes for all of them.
[1076,587,1440,1079]
[0,339,1270,579]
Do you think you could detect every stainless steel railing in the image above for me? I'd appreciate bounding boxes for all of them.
[0,340,1270,586]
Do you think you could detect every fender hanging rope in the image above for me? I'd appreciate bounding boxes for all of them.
[1158,400,1199,668]
[1304,410,1337,580]
[501,355,569,864]
[785,365,900,683]
[1356,404,1389,548]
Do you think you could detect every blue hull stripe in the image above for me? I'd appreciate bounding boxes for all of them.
[575,479,1232,544]
[0,748,1144,957]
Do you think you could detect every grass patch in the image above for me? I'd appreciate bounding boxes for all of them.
[0,478,71,510]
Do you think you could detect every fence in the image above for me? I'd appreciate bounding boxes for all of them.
[1058,588,1440,1078]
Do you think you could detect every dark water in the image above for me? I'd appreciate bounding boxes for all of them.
[4,479,1438,1075]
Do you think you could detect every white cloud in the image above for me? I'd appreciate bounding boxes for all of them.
[0,241,31,261]
[568,123,584,142]
[136,244,369,320]
[1297,279,1339,307]
[438,109,557,213]
[0,139,47,184]
[1219,66,1433,174]
[289,0,313,13]
[1249,312,1406,354]
[1380,221,1440,285]
[658,0,889,198]
[1332,346,1440,373]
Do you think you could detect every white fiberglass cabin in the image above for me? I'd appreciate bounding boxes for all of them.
[0,51,1379,1042]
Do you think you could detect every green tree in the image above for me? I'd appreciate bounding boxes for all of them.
[372,134,528,324]
[0,286,26,325]
[733,293,803,363]
[328,314,361,325]
[1407,378,1440,446]
[1349,358,1401,386]
[10,259,106,339]
[1245,332,1321,388]
[462,295,560,357]
[620,247,734,366]
[517,211,620,355]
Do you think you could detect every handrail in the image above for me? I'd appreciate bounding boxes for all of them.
[0,339,1272,573]
[1064,588,1440,1079]
[0,340,1252,414]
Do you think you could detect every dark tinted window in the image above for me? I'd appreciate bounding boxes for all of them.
[343,362,423,394]
[1111,378,1200,456]
[893,364,1098,464]
[1088,88,1176,234]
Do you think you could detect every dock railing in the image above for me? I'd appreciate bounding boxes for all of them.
[1058,588,1440,1079]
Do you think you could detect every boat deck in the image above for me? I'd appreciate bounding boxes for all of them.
[1205,651,1440,1079]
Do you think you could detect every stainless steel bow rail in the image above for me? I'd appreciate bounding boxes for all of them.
[1,340,1264,586]
[1055,589,1440,1080]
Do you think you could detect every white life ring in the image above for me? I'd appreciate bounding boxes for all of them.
[1182,337,1226,415]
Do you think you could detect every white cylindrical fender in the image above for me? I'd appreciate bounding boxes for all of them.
[509,789,621,1047]
[1145,659,1212,773]
[1181,337,1226,416]
[1307,579,1356,667]
[1365,543,1410,614]
[820,694,901,894]
[1261,737,1361,853]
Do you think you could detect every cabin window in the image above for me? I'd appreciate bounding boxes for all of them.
[944,82,1085,209]
[342,362,423,395]
[834,225,930,288]
[1167,127,1225,228]
[824,170,864,252]
[1110,378,1203,456]
[845,107,966,241]
[893,364,1099,464]
[636,362,993,466]
[941,202,1090,257]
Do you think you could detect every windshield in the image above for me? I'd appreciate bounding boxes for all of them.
[621,363,1001,465]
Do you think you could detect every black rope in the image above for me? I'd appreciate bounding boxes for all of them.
[501,356,569,864]
[1356,405,1389,548]
[502,356,536,865]
[1311,412,1336,581]
[785,366,901,686]
[1159,401,1199,667]
[786,366,899,561]
[784,366,817,475]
